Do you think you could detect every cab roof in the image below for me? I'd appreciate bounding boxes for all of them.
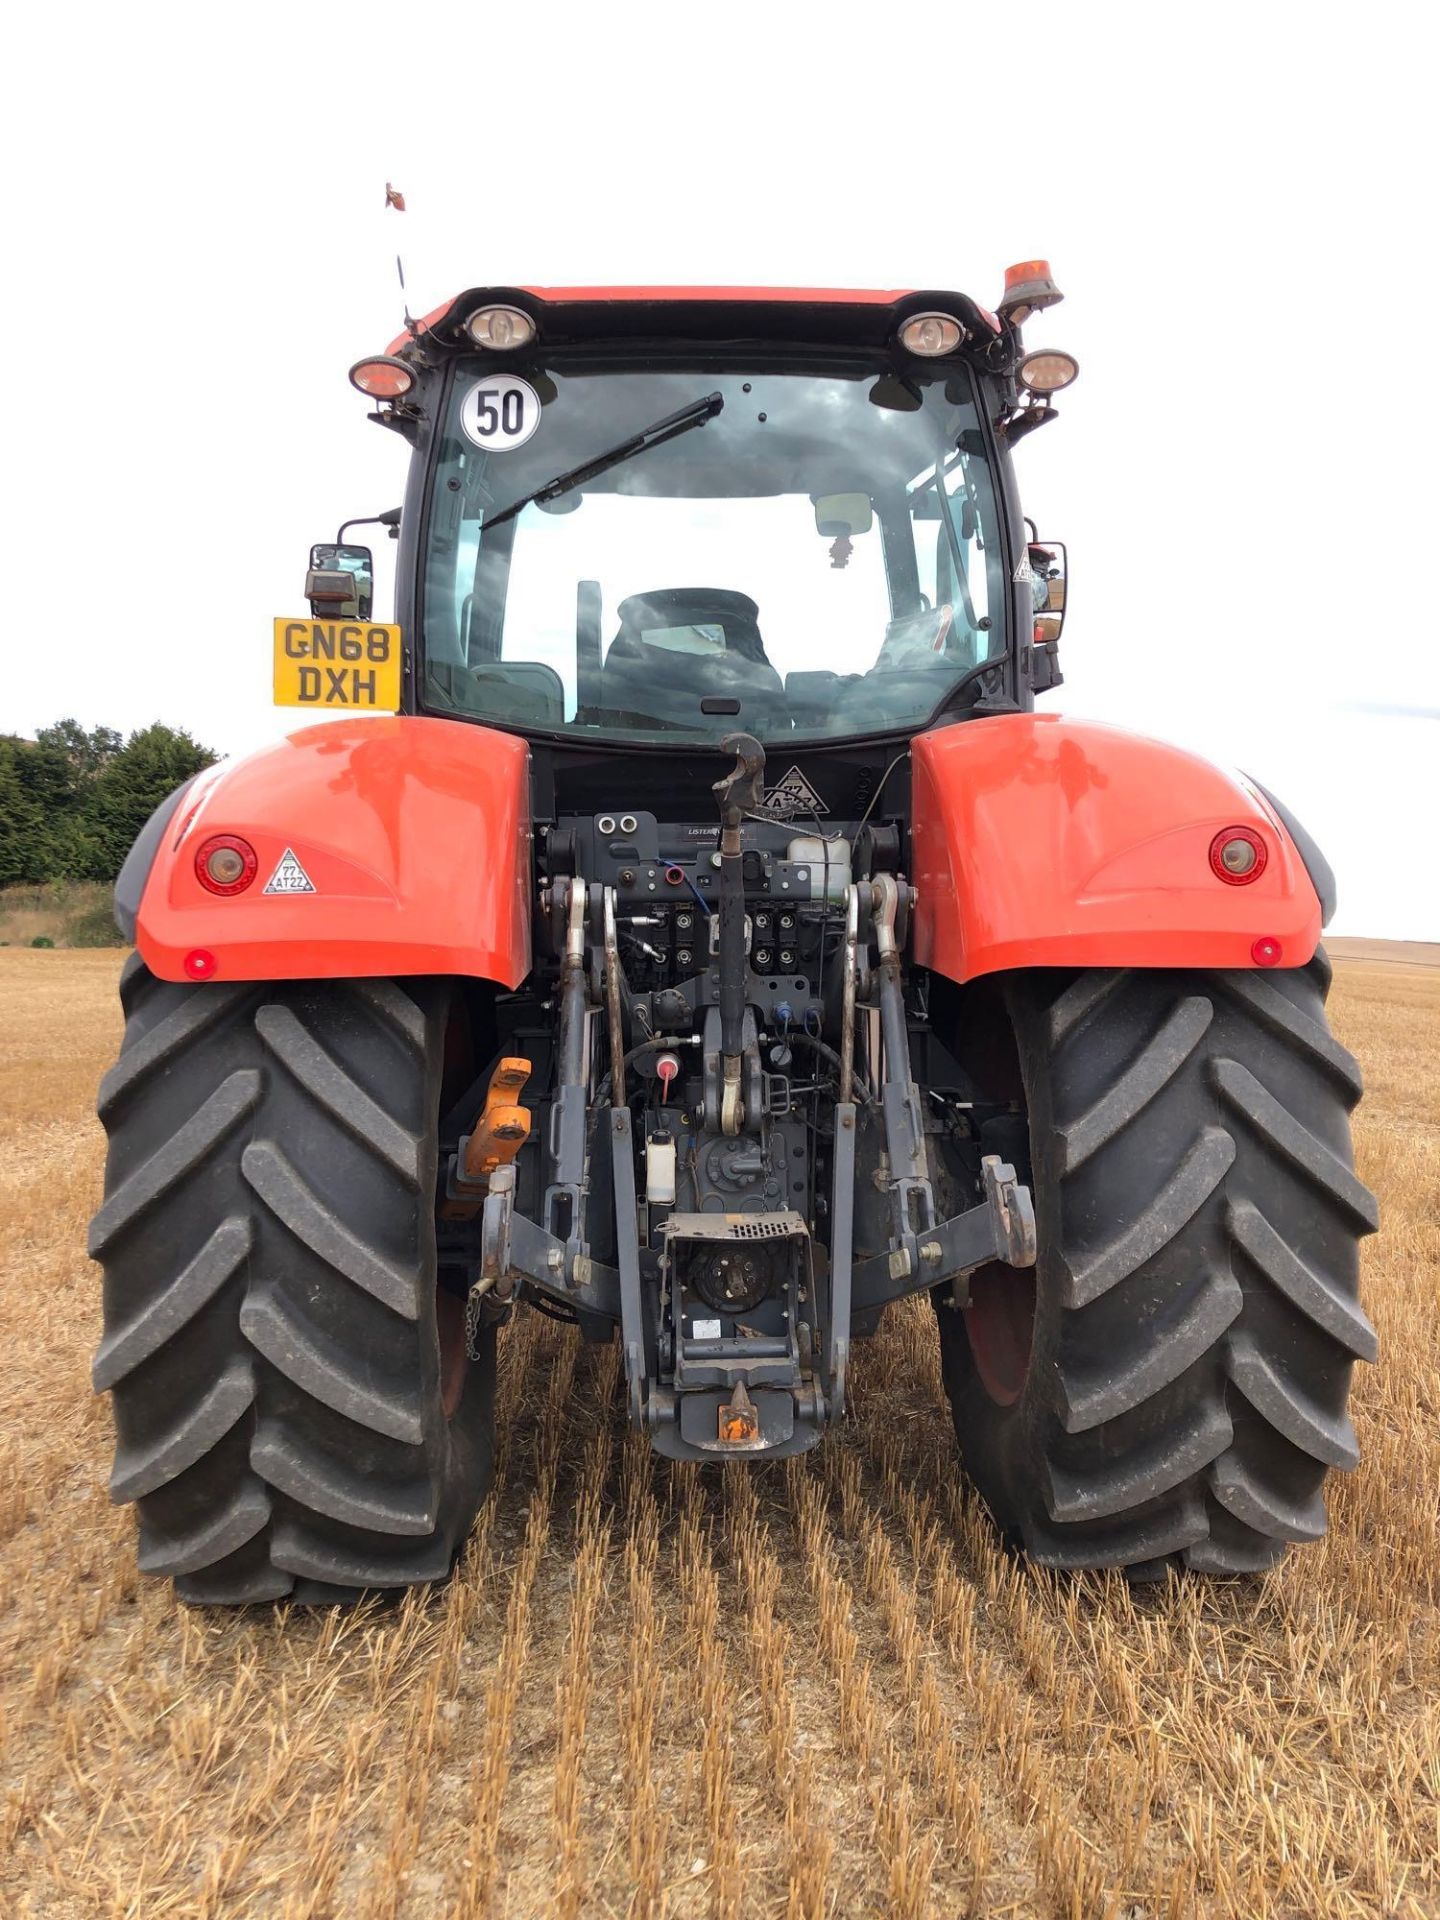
[385,285,1000,359]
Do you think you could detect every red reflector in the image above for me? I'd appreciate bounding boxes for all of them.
[195,834,258,896]
[1209,827,1267,885]
[184,948,218,980]
[1251,937,1283,967]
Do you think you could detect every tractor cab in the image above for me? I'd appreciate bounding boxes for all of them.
[337,278,1076,750]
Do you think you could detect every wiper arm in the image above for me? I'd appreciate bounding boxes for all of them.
[480,391,724,534]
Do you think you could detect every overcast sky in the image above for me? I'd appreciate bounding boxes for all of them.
[4,3,1435,938]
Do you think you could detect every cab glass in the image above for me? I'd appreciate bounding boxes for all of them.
[420,361,1008,744]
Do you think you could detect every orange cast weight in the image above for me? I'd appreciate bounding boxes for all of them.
[461,1058,534,1181]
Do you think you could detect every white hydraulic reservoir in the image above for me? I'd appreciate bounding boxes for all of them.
[646,1130,678,1206]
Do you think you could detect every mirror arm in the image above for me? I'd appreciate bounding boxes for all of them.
[336,508,402,544]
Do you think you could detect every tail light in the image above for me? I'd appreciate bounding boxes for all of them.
[1209,828,1268,885]
[195,835,258,896]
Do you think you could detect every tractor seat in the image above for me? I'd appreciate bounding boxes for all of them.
[600,589,787,733]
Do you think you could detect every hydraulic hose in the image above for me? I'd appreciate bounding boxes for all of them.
[786,1030,876,1106]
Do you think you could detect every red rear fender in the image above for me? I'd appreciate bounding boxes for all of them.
[135,717,532,987]
[910,716,1323,983]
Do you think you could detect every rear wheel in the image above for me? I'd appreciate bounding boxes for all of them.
[90,957,496,1605]
[935,951,1378,1575]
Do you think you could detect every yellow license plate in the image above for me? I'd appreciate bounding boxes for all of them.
[273,618,403,710]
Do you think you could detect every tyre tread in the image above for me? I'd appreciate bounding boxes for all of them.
[241,1141,418,1319]
[109,1362,255,1502]
[89,1070,262,1256]
[254,1003,421,1184]
[1057,995,1212,1174]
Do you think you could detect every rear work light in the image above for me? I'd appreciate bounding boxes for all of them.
[348,356,416,399]
[898,311,965,356]
[465,305,537,350]
[195,835,258,896]
[1210,828,1268,885]
[1018,348,1080,395]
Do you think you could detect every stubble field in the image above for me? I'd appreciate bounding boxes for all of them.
[1,946,1436,1919]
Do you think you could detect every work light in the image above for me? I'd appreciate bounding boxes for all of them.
[348,356,416,399]
[466,305,537,350]
[1017,349,1080,395]
[898,312,965,356]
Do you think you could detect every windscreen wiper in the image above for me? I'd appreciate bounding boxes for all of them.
[480,391,725,534]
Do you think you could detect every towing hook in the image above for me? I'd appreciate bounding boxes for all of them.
[713,731,766,826]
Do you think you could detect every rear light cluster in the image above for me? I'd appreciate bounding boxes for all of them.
[1209,827,1267,885]
[195,835,257,896]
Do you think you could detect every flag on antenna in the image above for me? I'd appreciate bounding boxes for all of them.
[385,183,406,212]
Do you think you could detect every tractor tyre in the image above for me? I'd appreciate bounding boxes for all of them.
[89,956,496,1605]
[935,950,1378,1576]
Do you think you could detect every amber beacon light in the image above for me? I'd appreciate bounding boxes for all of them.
[999,259,1065,323]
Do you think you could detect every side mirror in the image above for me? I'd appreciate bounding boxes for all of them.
[1028,541,1067,642]
[306,543,374,621]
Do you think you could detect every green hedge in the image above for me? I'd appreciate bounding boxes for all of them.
[0,719,216,889]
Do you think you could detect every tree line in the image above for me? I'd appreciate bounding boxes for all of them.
[0,720,218,888]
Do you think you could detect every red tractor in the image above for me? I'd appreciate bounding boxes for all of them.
[91,268,1377,1603]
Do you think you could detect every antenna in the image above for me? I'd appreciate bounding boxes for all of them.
[385,183,417,339]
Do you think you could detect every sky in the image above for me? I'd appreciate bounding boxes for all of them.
[3,2,1436,938]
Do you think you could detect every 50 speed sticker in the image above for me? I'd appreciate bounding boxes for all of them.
[460,375,541,451]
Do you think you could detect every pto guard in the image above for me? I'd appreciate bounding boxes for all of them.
[132,717,532,986]
[911,715,1323,983]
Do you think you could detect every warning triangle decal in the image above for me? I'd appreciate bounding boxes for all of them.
[263,847,316,895]
[758,766,828,819]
